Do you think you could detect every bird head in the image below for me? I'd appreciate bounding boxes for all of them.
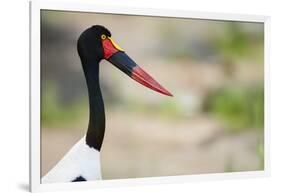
[78,25,173,97]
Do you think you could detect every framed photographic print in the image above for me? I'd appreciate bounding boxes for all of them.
[30,0,270,192]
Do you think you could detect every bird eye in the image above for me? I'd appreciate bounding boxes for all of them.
[101,34,107,40]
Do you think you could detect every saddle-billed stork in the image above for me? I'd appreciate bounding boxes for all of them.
[42,25,172,183]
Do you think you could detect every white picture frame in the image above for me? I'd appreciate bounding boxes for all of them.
[29,0,270,192]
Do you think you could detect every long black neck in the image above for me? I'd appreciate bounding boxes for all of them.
[82,60,105,151]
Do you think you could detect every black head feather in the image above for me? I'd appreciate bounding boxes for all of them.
[77,25,111,64]
[77,25,110,151]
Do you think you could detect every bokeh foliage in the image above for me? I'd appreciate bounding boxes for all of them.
[41,83,88,127]
[41,10,265,176]
[205,85,264,132]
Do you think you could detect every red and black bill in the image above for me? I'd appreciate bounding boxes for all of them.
[102,36,173,97]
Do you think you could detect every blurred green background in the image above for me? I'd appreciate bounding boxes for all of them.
[41,10,264,179]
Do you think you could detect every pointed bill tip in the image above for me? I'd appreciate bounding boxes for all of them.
[131,66,173,97]
[107,51,173,97]
[162,90,173,97]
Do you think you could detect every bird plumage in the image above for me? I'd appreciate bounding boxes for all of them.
[42,136,101,183]
[42,25,172,183]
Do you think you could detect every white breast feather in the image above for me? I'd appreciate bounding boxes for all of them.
[42,136,102,183]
